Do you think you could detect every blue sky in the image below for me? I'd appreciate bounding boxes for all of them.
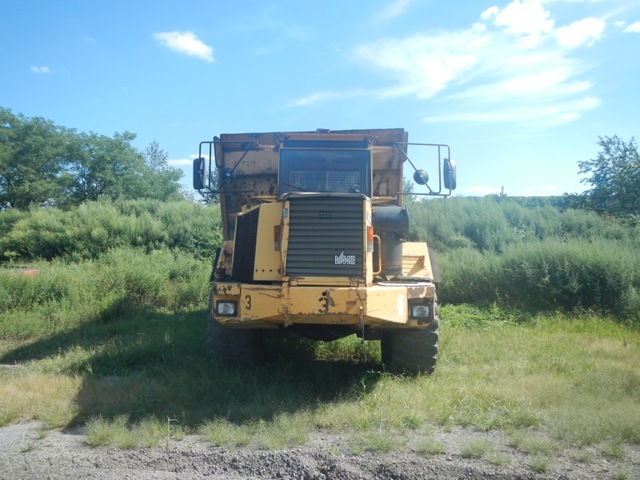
[2,0,639,196]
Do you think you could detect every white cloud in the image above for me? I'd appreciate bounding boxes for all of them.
[352,33,480,99]
[30,66,50,74]
[290,0,605,128]
[287,89,366,107]
[168,158,194,166]
[491,0,555,47]
[480,6,500,21]
[623,21,640,33]
[556,17,605,48]
[467,185,503,195]
[423,96,600,126]
[358,0,600,125]
[372,0,417,22]
[154,31,214,62]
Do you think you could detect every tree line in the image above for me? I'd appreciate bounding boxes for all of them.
[0,107,184,210]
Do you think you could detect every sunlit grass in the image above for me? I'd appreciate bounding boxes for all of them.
[1,303,639,455]
[0,370,81,427]
[460,439,494,459]
[85,414,181,449]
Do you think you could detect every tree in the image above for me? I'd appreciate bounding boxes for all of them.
[0,107,185,209]
[0,107,74,209]
[576,135,640,218]
[67,131,146,203]
[140,140,183,201]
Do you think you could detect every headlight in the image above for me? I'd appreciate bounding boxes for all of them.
[411,304,430,319]
[216,300,237,316]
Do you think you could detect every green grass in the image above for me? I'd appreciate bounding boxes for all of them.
[414,438,445,457]
[2,267,640,458]
[460,439,493,459]
[529,455,551,473]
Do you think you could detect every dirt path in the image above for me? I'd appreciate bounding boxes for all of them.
[0,422,636,479]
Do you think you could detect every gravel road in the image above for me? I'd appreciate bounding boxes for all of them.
[0,422,637,479]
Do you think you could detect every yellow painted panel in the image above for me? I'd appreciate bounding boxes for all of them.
[253,202,284,281]
[289,286,363,316]
[402,242,433,278]
[366,285,408,323]
[239,285,283,321]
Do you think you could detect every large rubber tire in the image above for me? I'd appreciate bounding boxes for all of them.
[381,317,439,374]
[206,318,264,365]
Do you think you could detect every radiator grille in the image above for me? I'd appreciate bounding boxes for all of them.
[232,207,259,282]
[286,196,364,278]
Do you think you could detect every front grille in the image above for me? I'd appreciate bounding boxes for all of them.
[232,207,259,282]
[286,196,364,278]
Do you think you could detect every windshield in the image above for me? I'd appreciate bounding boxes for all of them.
[278,149,371,197]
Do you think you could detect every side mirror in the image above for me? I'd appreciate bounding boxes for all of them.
[443,158,457,190]
[413,169,429,186]
[193,157,205,190]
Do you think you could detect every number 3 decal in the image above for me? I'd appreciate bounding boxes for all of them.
[244,294,252,311]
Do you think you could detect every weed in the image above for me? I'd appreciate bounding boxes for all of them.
[602,443,626,460]
[350,430,401,454]
[199,420,253,449]
[488,452,511,466]
[573,450,591,463]
[460,439,493,459]
[20,443,35,453]
[508,433,559,456]
[414,439,445,457]
[530,456,550,473]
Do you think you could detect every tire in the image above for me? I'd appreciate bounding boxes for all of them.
[381,317,439,374]
[206,318,264,364]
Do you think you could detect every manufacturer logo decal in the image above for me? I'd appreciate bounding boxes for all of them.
[334,251,356,265]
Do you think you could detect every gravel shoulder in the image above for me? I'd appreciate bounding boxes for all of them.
[1,422,637,479]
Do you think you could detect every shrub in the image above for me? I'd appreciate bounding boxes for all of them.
[496,240,638,314]
[0,199,222,262]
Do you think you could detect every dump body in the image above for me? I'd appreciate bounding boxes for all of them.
[195,128,455,372]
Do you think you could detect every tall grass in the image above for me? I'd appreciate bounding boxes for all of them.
[2,196,639,317]
[438,239,640,317]
[408,197,635,254]
[0,199,221,262]
[407,197,640,318]
[0,248,211,339]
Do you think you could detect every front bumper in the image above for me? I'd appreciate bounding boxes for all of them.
[210,281,436,329]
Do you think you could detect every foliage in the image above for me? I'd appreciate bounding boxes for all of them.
[0,248,211,339]
[0,107,74,209]
[407,196,640,318]
[0,199,221,262]
[0,107,183,210]
[569,135,640,220]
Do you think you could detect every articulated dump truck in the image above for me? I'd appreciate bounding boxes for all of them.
[193,128,456,373]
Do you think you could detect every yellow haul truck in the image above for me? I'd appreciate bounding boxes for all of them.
[193,128,456,373]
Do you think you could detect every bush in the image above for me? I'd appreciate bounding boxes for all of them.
[0,248,211,338]
[0,199,221,262]
[408,197,640,318]
[497,240,638,314]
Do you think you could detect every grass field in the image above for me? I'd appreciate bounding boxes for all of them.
[1,302,638,466]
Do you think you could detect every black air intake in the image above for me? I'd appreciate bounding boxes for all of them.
[232,207,259,282]
[286,196,364,278]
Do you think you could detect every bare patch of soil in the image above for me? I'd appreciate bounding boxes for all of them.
[0,422,637,479]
